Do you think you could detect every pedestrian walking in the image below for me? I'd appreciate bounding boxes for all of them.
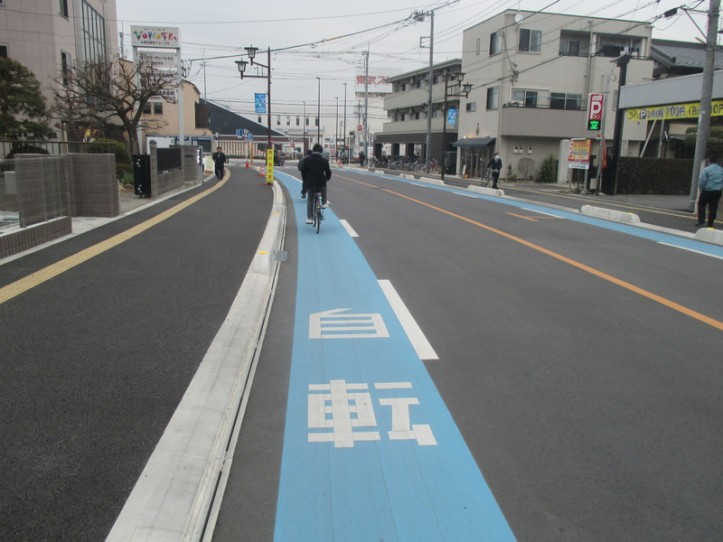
[487,152,502,189]
[212,146,227,180]
[359,150,366,167]
[696,154,723,228]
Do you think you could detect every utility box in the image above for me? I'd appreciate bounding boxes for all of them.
[133,155,151,197]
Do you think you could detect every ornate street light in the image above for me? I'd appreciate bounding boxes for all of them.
[236,45,273,182]
[440,70,472,181]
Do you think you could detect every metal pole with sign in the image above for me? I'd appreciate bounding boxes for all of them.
[587,92,605,194]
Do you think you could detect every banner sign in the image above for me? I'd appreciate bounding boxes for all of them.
[255,93,267,114]
[138,51,177,70]
[446,107,458,127]
[568,139,591,169]
[131,26,180,49]
[627,100,723,122]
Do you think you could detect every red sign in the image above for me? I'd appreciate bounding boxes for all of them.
[587,93,604,130]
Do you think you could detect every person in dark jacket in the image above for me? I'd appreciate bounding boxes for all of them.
[212,147,227,180]
[487,152,502,189]
[298,149,313,198]
[301,143,332,224]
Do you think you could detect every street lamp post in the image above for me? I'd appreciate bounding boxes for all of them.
[335,97,339,159]
[236,45,272,183]
[440,70,471,181]
[316,76,321,144]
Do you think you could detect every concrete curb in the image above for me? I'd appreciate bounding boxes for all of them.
[419,176,445,186]
[106,181,286,542]
[695,226,723,245]
[467,184,505,197]
[580,204,640,224]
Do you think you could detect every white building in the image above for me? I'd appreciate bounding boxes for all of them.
[457,10,654,181]
[0,0,119,116]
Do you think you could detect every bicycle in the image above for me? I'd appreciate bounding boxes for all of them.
[311,190,324,234]
[482,168,498,187]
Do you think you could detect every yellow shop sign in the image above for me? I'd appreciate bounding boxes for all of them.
[627,100,723,121]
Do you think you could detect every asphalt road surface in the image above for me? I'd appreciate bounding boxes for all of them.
[214,166,722,541]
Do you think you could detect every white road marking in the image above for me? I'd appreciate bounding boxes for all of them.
[340,219,359,237]
[657,242,723,260]
[521,207,564,218]
[378,280,439,361]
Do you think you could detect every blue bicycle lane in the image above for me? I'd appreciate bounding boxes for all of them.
[274,172,515,541]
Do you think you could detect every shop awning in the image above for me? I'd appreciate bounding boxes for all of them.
[452,137,496,148]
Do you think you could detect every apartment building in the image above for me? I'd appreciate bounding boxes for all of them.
[377,59,463,165]
[0,0,118,113]
[458,10,654,180]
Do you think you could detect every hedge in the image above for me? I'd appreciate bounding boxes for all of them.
[616,157,693,195]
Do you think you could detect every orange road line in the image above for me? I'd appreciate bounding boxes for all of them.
[381,188,723,332]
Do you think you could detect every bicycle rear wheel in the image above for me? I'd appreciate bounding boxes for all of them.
[314,194,322,233]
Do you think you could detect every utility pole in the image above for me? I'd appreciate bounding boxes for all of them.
[343,82,347,164]
[363,47,370,162]
[424,10,434,173]
[688,0,720,212]
[608,53,630,195]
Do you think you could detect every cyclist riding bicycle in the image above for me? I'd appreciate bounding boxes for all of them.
[300,143,332,225]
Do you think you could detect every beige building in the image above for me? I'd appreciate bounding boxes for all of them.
[458,10,654,180]
[0,0,118,112]
[141,80,212,151]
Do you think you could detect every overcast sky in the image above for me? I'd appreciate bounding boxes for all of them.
[115,0,711,122]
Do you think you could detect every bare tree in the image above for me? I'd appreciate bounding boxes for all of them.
[52,55,178,155]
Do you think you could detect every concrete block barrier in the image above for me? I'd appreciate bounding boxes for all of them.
[467,185,505,197]
[694,227,723,246]
[580,205,640,224]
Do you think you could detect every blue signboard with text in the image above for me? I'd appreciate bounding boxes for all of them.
[255,93,267,114]
[446,107,458,127]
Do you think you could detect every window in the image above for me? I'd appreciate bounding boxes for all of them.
[81,0,107,62]
[257,116,262,123]
[519,29,542,53]
[296,116,300,126]
[315,117,318,127]
[560,40,580,56]
[276,115,281,126]
[511,89,538,107]
[153,102,163,115]
[59,0,69,17]
[143,103,152,114]
[0,46,7,58]
[466,102,477,112]
[490,31,502,56]
[550,92,581,110]
[60,51,71,86]
[286,116,290,126]
[486,87,499,110]
[476,37,481,56]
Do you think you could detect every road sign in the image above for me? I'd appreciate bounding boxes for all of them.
[587,93,604,131]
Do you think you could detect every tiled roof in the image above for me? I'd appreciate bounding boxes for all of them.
[651,39,723,70]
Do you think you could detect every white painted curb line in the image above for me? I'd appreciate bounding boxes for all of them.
[106,181,286,542]
[580,204,640,224]
[466,184,505,197]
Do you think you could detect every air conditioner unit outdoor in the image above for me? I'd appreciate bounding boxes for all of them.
[510,101,522,107]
